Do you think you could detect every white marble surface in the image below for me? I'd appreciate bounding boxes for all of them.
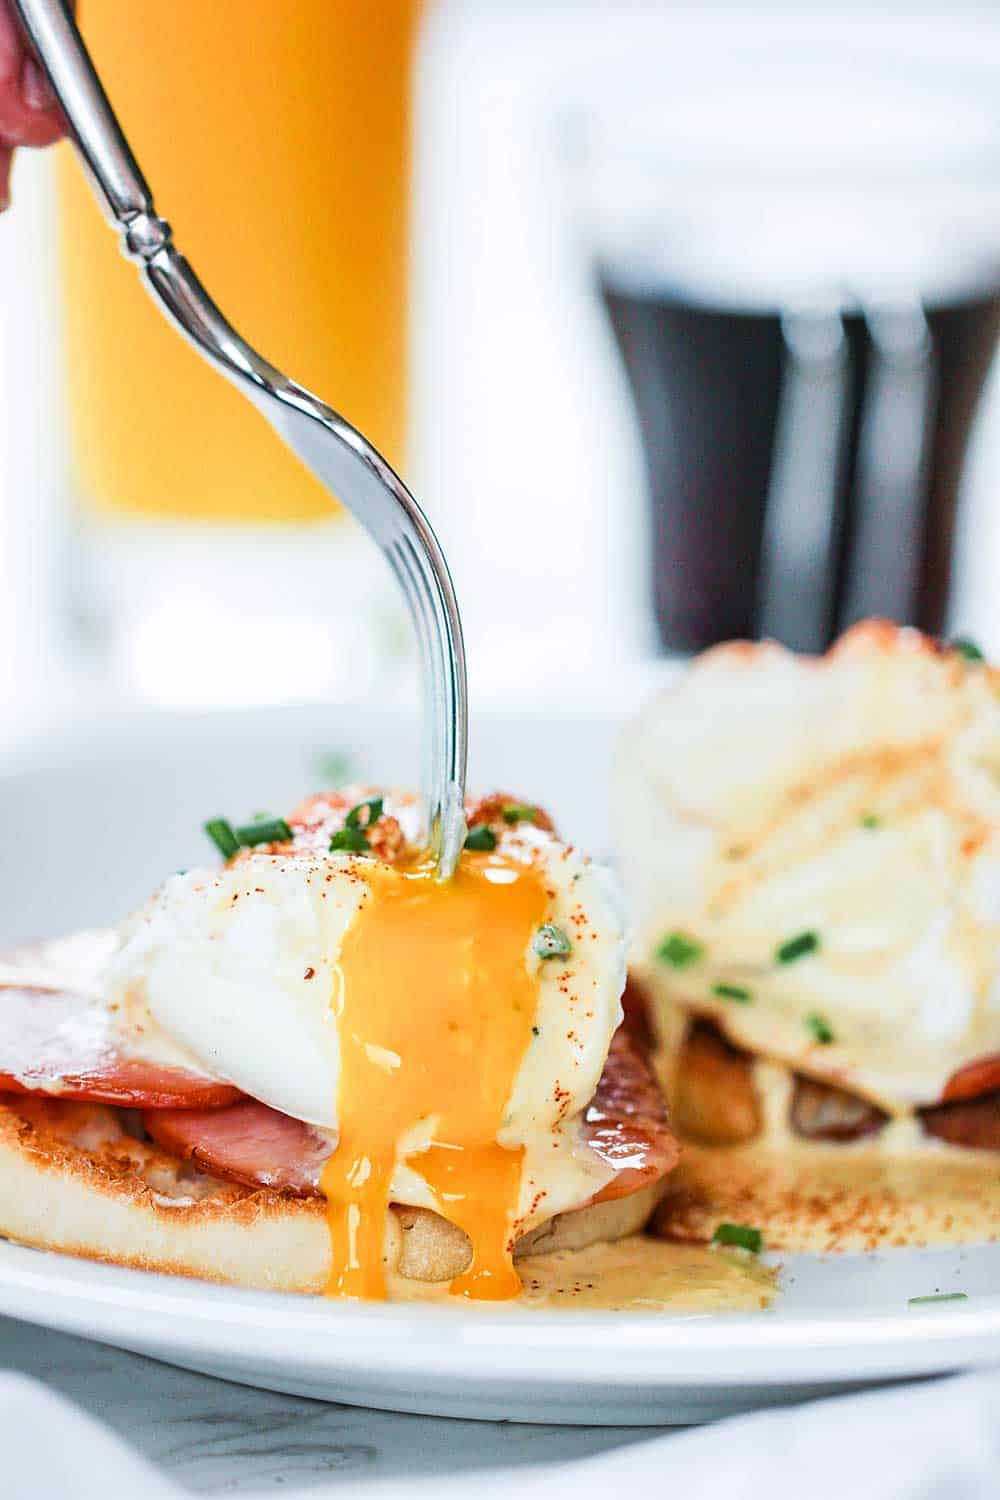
[0,1317,659,1494]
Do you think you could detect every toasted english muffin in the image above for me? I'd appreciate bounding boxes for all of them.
[0,1095,663,1294]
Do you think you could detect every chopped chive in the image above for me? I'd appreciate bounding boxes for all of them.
[502,802,538,825]
[951,637,984,663]
[712,981,752,1003]
[465,824,498,852]
[656,931,703,969]
[806,1012,835,1045]
[861,813,880,829]
[712,1223,763,1254]
[532,923,572,962]
[776,931,820,964]
[345,797,383,831]
[204,818,240,860]
[908,1292,968,1306]
[235,818,293,847]
[330,826,370,853]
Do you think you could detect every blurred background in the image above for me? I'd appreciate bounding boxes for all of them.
[3,1,1000,758]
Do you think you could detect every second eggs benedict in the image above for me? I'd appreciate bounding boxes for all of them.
[616,623,1000,1158]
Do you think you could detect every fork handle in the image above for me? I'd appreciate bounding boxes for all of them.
[11,0,470,878]
[11,0,157,230]
[15,0,299,416]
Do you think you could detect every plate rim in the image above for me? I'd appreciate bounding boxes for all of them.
[2,1238,999,1394]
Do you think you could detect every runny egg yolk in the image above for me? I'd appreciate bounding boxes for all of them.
[320,848,549,1301]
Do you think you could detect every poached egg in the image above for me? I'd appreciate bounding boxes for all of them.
[112,792,627,1298]
[614,623,1000,1113]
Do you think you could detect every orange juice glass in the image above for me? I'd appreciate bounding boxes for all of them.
[57,0,421,527]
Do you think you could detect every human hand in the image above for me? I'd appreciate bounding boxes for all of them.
[0,1,67,209]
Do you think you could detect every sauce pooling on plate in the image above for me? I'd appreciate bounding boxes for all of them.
[386,1235,777,1312]
[659,1141,1000,1253]
[323,850,548,1300]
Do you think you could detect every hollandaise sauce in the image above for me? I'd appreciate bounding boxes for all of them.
[321,851,548,1300]
[662,1141,1000,1253]
[384,1235,777,1311]
[517,1237,776,1312]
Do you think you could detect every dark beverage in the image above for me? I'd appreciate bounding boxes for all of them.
[602,276,1000,654]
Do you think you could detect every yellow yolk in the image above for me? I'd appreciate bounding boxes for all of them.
[320,849,549,1301]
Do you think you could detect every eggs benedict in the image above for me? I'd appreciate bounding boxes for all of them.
[0,789,678,1299]
[615,622,1000,1159]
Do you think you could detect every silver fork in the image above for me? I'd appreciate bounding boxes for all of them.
[12,0,468,878]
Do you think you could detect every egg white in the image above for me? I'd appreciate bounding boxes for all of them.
[110,824,627,1227]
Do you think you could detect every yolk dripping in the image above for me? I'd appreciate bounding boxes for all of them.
[320,849,549,1300]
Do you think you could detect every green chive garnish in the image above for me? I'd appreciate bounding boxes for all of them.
[465,824,498,852]
[656,932,703,969]
[712,1223,763,1254]
[204,818,240,860]
[345,797,383,831]
[533,923,572,962]
[235,818,293,847]
[777,931,820,964]
[806,1012,835,1045]
[502,802,538,825]
[861,814,880,830]
[908,1292,968,1306]
[951,637,984,663]
[330,827,370,853]
[712,982,752,1003]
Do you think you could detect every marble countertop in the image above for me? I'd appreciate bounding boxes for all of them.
[1,1317,661,1494]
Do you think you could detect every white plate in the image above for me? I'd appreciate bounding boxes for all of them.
[1,1238,999,1424]
[1,704,998,1424]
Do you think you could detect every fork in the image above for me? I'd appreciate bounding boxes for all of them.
[12,0,468,878]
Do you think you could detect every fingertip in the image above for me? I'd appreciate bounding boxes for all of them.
[0,57,65,148]
[21,56,54,113]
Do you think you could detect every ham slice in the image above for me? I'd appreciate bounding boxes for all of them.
[584,1028,680,1203]
[144,1100,333,1195]
[921,1090,1000,1150]
[144,1027,679,1206]
[0,983,241,1109]
[941,1055,1000,1103]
